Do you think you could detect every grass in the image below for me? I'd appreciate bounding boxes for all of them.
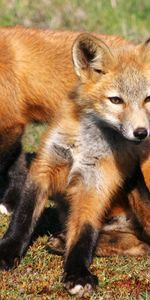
[0,209,150,299]
[0,0,150,40]
[0,1,150,298]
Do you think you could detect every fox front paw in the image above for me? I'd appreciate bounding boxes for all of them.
[0,239,21,270]
[63,271,98,297]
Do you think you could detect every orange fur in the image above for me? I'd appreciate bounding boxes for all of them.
[41,33,150,260]
[21,30,150,259]
[0,32,150,297]
[0,26,129,132]
[0,26,135,227]
[0,26,132,200]
[0,27,149,263]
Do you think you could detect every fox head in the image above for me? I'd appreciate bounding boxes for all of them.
[72,33,150,142]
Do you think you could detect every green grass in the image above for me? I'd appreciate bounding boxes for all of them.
[0,0,150,40]
[22,123,47,153]
[0,1,150,298]
[0,212,150,299]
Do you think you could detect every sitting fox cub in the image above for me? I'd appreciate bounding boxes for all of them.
[0,34,150,297]
[0,27,128,211]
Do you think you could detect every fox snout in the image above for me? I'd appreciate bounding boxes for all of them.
[122,123,150,142]
[133,127,148,140]
[120,106,150,142]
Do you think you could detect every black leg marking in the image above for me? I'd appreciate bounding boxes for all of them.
[0,154,27,213]
[0,137,22,202]
[63,224,99,296]
[0,152,35,214]
[0,136,22,175]
[0,180,39,270]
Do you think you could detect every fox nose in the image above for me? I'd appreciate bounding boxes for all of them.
[133,127,148,140]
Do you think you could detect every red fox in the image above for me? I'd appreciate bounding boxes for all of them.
[0,26,129,211]
[0,32,150,297]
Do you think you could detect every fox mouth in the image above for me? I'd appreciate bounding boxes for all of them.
[121,132,146,143]
[121,134,148,144]
[131,140,143,145]
[90,114,149,143]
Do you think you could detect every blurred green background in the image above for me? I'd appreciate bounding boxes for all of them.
[0,0,150,41]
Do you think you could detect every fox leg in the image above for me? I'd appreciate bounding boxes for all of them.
[63,185,100,297]
[128,170,150,239]
[0,125,24,176]
[63,159,121,297]
[96,165,150,257]
[0,125,24,213]
[0,153,33,215]
[0,149,70,270]
[96,175,150,257]
[96,230,150,256]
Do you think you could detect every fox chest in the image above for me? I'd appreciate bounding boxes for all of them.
[72,128,137,178]
[47,125,139,184]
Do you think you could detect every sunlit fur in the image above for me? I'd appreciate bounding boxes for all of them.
[72,34,150,142]
[0,26,130,210]
[0,27,128,160]
[0,32,150,297]
[27,34,150,295]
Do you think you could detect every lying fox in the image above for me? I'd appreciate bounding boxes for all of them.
[0,33,150,297]
[0,26,128,211]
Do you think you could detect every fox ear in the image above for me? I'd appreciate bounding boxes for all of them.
[72,33,113,78]
[141,38,150,65]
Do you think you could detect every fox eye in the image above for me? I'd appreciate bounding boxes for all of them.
[145,96,150,103]
[94,69,105,74]
[108,96,124,104]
